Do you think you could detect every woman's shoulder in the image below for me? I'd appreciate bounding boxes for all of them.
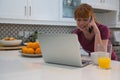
[97,23,110,39]
[97,23,110,32]
[97,23,109,30]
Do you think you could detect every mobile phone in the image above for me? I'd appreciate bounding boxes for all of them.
[88,27,93,33]
[88,16,93,33]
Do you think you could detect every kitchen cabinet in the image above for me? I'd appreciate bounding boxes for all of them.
[59,0,81,25]
[103,0,118,11]
[81,0,100,9]
[81,0,118,11]
[59,0,118,26]
[60,0,80,20]
[0,0,76,25]
[0,0,27,19]
[0,0,59,20]
[60,0,118,20]
[0,0,119,26]
[29,0,59,20]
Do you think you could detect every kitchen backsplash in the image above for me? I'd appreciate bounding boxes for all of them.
[0,23,75,39]
[0,23,120,60]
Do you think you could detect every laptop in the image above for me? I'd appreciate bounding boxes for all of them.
[38,34,89,67]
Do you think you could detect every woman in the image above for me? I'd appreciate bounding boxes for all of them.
[72,3,117,60]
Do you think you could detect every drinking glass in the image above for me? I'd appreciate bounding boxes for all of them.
[91,52,110,65]
[97,44,112,69]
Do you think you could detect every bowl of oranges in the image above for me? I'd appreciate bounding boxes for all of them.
[21,42,42,57]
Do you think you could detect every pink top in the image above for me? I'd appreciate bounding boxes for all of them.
[72,23,118,60]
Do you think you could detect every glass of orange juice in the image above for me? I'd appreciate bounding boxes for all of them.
[98,57,111,69]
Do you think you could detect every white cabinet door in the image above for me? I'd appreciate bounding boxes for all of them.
[81,0,101,9]
[0,0,60,20]
[60,0,80,20]
[29,0,59,20]
[0,0,62,25]
[81,0,118,11]
[0,0,27,19]
[104,0,118,11]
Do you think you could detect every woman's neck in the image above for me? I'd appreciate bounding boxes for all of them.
[83,31,95,41]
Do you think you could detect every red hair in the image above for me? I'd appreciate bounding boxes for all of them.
[74,3,95,19]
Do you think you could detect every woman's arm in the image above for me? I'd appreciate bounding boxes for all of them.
[94,32,108,52]
[90,17,108,52]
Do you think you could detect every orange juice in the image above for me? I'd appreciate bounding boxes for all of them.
[98,57,111,69]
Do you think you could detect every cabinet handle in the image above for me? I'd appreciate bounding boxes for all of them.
[24,6,27,16]
[29,6,31,16]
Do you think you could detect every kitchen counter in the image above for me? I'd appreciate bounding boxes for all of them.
[0,50,120,80]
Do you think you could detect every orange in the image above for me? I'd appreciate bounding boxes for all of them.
[27,48,35,54]
[22,47,28,53]
[35,48,41,54]
[27,42,34,48]
[33,42,40,49]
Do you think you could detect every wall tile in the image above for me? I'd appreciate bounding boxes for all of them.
[0,23,75,39]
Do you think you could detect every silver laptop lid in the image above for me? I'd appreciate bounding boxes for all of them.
[38,34,83,67]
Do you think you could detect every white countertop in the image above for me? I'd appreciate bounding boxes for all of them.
[0,50,120,80]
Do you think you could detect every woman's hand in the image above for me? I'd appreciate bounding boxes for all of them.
[88,16,100,34]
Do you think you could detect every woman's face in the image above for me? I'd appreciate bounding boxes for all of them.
[75,17,90,31]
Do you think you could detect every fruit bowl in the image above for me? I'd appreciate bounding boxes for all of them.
[0,40,22,47]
